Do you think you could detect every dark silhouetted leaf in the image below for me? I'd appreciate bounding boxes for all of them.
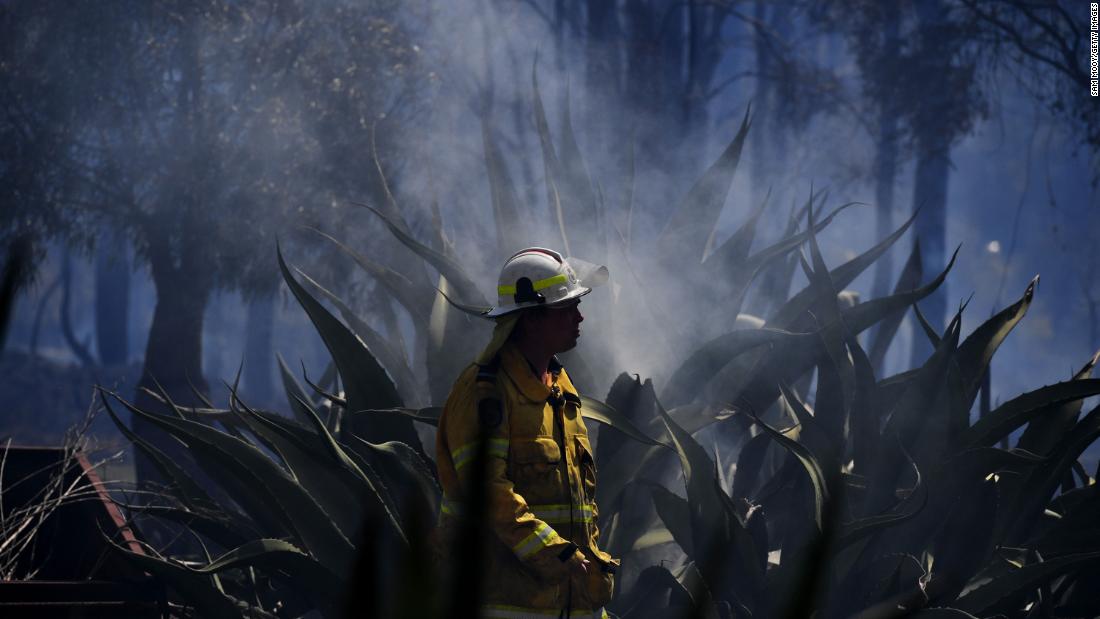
[868,239,924,370]
[960,379,1100,448]
[277,245,419,451]
[650,484,694,557]
[656,106,751,267]
[954,551,1100,615]
[579,395,670,449]
[954,276,1038,410]
[105,390,356,571]
[356,203,488,306]
[307,227,432,322]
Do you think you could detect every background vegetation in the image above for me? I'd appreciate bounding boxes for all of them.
[1,0,1098,617]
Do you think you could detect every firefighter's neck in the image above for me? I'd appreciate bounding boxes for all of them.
[514,335,555,388]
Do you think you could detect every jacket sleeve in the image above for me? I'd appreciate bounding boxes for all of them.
[440,377,577,583]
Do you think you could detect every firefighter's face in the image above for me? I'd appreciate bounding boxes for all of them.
[521,299,584,353]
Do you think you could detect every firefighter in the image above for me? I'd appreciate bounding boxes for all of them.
[436,247,619,618]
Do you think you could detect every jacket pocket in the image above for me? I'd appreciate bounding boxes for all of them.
[509,436,563,501]
[510,436,561,463]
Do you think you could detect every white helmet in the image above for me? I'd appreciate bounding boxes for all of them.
[486,247,608,318]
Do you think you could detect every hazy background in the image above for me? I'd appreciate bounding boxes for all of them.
[1,0,1096,461]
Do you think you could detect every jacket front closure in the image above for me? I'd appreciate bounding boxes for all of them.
[498,345,590,548]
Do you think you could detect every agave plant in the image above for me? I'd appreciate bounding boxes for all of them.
[95,75,1100,619]
[592,214,1100,617]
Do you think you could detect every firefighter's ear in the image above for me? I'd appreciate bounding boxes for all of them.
[478,398,503,429]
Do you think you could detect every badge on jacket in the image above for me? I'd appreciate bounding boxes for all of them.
[478,397,503,429]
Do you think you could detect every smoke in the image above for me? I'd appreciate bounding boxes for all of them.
[5,0,1097,466]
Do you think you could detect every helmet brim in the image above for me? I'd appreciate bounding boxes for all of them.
[485,286,592,318]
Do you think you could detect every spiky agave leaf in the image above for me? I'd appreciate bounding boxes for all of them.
[959,377,1100,448]
[703,186,771,280]
[745,401,837,618]
[803,201,857,453]
[482,119,527,260]
[120,503,256,551]
[656,400,766,611]
[557,84,603,259]
[953,276,1039,412]
[1001,403,1100,545]
[649,483,694,557]
[229,399,371,540]
[745,408,830,534]
[768,208,918,330]
[656,106,752,268]
[103,390,357,572]
[780,381,842,475]
[1037,482,1100,557]
[847,316,882,476]
[99,389,218,513]
[102,536,254,618]
[696,247,957,420]
[530,68,572,257]
[578,395,671,449]
[596,399,736,530]
[277,353,318,427]
[699,192,861,326]
[295,269,421,406]
[612,564,699,618]
[662,327,816,408]
[1016,349,1100,456]
[730,431,774,503]
[307,226,433,323]
[356,202,489,307]
[953,551,1100,615]
[277,244,420,451]
[348,406,444,426]
[227,395,417,552]
[861,312,961,516]
[925,476,1000,604]
[342,434,440,538]
[285,392,411,543]
[868,240,924,370]
[182,538,342,611]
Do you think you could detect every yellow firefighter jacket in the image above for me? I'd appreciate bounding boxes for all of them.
[436,341,619,618]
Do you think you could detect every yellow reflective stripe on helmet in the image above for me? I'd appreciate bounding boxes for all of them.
[528,503,595,524]
[512,521,558,559]
[497,274,568,296]
[532,274,567,290]
[451,438,509,471]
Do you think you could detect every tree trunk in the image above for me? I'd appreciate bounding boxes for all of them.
[868,115,898,371]
[95,229,130,366]
[908,135,951,366]
[908,0,953,367]
[750,0,776,210]
[136,265,210,408]
[130,245,212,489]
[244,293,274,406]
[0,235,33,354]
[867,4,900,375]
[60,249,94,366]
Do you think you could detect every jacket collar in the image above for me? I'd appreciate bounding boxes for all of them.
[499,342,567,403]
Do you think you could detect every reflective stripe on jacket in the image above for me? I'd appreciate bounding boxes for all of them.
[435,341,619,614]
